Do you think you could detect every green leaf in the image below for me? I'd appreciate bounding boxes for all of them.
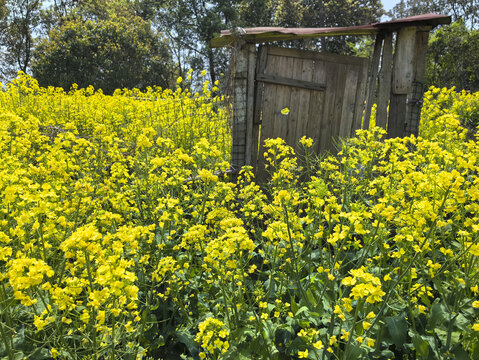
[343,343,363,360]
[295,306,310,317]
[385,315,408,349]
[176,331,199,357]
[451,343,471,360]
[305,288,317,307]
[290,294,299,315]
[427,301,448,330]
[411,332,430,359]
[455,314,470,332]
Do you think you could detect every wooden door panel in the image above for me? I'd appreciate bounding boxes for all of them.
[253,46,368,171]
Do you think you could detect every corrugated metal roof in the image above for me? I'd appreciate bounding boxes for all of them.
[210,13,451,48]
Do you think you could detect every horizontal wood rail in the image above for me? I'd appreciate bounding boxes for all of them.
[256,74,326,91]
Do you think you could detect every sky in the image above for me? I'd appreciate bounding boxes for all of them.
[382,0,400,12]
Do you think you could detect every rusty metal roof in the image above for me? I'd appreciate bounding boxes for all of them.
[210,13,451,48]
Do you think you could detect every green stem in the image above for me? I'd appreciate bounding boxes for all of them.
[0,319,13,360]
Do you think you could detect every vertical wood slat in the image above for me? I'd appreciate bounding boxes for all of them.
[363,34,384,130]
[289,58,314,148]
[339,64,360,139]
[288,57,303,146]
[274,56,295,140]
[352,60,369,136]
[319,62,339,152]
[331,63,348,148]
[251,45,268,171]
[376,32,393,129]
[388,94,408,137]
[320,62,344,151]
[245,44,256,166]
[231,43,248,168]
[295,59,314,143]
[256,50,278,179]
[308,60,327,154]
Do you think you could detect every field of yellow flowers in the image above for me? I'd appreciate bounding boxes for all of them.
[0,74,479,360]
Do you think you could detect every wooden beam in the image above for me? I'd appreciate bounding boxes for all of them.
[376,31,393,129]
[363,34,383,130]
[256,73,326,91]
[268,46,368,66]
[210,28,379,48]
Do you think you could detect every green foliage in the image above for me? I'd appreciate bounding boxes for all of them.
[390,2,479,91]
[31,15,171,94]
[390,0,479,29]
[272,0,383,54]
[426,21,479,92]
[0,0,42,80]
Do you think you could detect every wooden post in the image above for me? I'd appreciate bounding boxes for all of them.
[388,26,416,138]
[405,29,430,136]
[376,31,393,129]
[251,45,268,171]
[245,44,257,165]
[231,41,248,169]
[363,34,383,130]
[388,26,431,138]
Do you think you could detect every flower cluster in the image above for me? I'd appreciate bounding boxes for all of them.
[0,74,479,360]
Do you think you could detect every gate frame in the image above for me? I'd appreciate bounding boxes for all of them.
[210,14,451,170]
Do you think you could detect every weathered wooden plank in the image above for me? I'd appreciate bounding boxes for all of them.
[363,34,383,130]
[287,57,303,146]
[388,26,420,138]
[339,64,359,139]
[210,15,450,48]
[331,63,348,146]
[251,45,268,170]
[256,73,326,91]
[257,52,278,167]
[268,46,369,66]
[308,60,327,154]
[388,94,407,138]
[273,56,295,140]
[405,30,430,136]
[319,62,339,152]
[245,44,257,166]
[231,44,249,168]
[295,59,314,143]
[413,30,429,81]
[352,59,369,136]
[210,28,380,47]
[392,27,417,94]
[376,31,393,129]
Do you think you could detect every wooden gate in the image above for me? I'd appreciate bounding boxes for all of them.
[252,46,369,170]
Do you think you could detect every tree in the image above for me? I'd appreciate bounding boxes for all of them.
[426,20,479,91]
[155,0,383,86]
[390,0,479,29]
[0,0,42,81]
[155,0,252,86]
[272,0,383,53]
[31,15,172,93]
[389,1,479,91]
